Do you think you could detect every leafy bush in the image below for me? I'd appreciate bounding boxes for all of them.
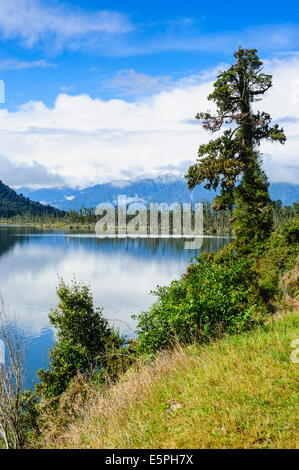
[136,217,299,355]
[280,216,299,244]
[279,261,299,307]
[135,253,266,354]
[254,216,299,303]
[36,279,124,399]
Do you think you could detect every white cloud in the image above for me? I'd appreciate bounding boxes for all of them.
[263,155,299,184]
[0,0,132,50]
[101,65,226,96]
[59,85,74,93]
[0,155,64,187]
[0,55,298,188]
[102,69,174,96]
[0,59,56,70]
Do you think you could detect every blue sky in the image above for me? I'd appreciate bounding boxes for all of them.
[0,0,298,187]
[1,0,298,107]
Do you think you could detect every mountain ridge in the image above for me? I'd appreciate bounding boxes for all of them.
[16,179,299,211]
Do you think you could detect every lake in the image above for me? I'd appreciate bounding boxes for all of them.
[0,225,231,389]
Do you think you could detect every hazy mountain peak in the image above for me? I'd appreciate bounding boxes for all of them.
[16,179,299,211]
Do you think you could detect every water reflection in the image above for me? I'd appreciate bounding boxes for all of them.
[0,226,231,387]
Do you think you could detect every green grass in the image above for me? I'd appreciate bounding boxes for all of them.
[40,311,299,449]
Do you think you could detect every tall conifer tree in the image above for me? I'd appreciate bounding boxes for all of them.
[186,48,286,252]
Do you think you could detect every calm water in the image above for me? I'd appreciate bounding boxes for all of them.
[0,226,231,388]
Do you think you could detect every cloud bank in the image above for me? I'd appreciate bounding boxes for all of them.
[0,55,298,188]
[0,156,64,187]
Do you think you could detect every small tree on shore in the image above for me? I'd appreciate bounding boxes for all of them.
[37,279,124,399]
[186,48,286,252]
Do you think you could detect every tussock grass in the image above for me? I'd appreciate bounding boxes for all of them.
[39,312,299,449]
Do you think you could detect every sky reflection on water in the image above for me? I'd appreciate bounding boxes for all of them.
[0,226,230,387]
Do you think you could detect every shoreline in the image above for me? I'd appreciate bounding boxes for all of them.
[0,222,234,238]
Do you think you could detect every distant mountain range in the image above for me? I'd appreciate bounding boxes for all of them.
[0,180,63,218]
[15,177,299,211]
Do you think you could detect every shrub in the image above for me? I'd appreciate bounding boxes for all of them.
[135,217,299,355]
[279,260,299,308]
[254,216,299,303]
[135,253,266,354]
[36,279,124,399]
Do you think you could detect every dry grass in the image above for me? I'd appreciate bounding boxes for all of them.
[38,311,299,449]
[280,258,299,310]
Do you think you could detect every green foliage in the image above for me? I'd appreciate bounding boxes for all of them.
[233,157,274,251]
[253,217,299,302]
[135,252,266,354]
[186,48,286,253]
[18,390,40,444]
[0,180,63,218]
[36,279,124,399]
[136,217,299,355]
[280,216,299,244]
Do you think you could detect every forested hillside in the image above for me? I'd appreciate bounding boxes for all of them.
[0,180,63,218]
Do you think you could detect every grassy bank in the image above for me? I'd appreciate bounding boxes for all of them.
[39,311,299,449]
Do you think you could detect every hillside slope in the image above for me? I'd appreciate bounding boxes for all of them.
[0,180,63,218]
[40,311,299,449]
